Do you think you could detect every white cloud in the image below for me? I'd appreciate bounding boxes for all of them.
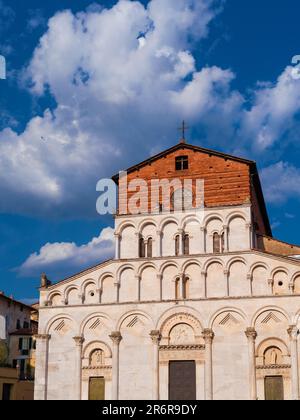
[0,0,237,218]
[18,226,115,276]
[260,161,300,204]
[0,0,299,219]
[240,66,300,150]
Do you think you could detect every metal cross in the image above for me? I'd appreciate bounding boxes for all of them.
[178,120,189,142]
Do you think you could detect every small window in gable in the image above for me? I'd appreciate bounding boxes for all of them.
[175,156,189,171]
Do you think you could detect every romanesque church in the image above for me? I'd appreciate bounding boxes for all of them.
[35,138,300,400]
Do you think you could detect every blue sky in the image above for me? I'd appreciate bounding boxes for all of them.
[0,0,300,302]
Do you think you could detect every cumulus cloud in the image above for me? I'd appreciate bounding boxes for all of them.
[18,226,115,277]
[0,0,239,218]
[260,161,300,204]
[0,0,299,220]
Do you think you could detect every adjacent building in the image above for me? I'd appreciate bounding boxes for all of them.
[35,140,300,400]
[0,292,38,400]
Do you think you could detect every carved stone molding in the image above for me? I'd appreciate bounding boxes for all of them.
[202,329,214,343]
[35,334,51,341]
[160,345,205,351]
[256,364,291,370]
[245,328,257,341]
[109,331,122,345]
[73,336,85,346]
[150,330,161,345]
[288,325,299,340]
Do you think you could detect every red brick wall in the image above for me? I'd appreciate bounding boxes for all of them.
[118,148,253,214]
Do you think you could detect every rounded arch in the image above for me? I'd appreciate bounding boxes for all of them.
[180,215,202,230]
[159,260,179,275]
[45,313,76,335]
[226,257,247,272]
[137,218,157,232]
[225,211,247,225]
[181,259,202,273]
[291,271,300,283]
[98,271,114,289]
[138,261,158,277]
[82,340,112,359]
[47,291,63,306]
[81,278,97,295]
[256,337,289,358]
[209,307,248,329]
[80,312,113,335]
[249,262,270,277]
[159,216,179,231]
[63,285,79,300]
[116,309,154,331]
[116,264,135,282]
[203,213,224,226]
[116,221,136,236]
[292,309,300,325]
[251,306,290,328]
[156,305,203,331]
[203,257,224,273]
[271,267,289,277]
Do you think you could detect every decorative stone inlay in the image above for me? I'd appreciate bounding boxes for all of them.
[256,364,291,370]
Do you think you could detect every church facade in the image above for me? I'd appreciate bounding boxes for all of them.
[34,141,300,400]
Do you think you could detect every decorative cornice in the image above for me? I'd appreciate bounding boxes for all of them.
[256,364,291,370]
[82,366,112,370]
[160,345,204,351]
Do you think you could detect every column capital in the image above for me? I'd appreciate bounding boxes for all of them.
[203,329,214,343]
[156,230,162,237]
[114,232,121,238]
[73,336,85,346]
[156,274,163,280]
[245,328,257,341]
[200,226,207,233]
[110,331,122,345]
[114,282,120,288]
[268,278,274,286]
[150,330,161,345]
[224,269,229,276]
[288,325,299,340]
[289,282,295,293]
[35,334,51,341]
[223,225,229,231]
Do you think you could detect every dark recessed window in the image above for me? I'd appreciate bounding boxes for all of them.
[175,156,189,171]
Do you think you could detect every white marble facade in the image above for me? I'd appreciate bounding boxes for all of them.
[34,204,300,400]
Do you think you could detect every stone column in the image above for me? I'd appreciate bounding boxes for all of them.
[223,225,229,252]
[246,223,253,249]
[114,282,120,303]
[203,329,214,400]
[110,331,122,400]
[288,326,299,400]
[156,230,162,257]
[268,278,274,295]
[34,334,51,400]
[224,270,229,296]
[136,275,141,302]
[289,282,295,295]
[200,227,206,253]
[178,229,184,255]
[245,328,257,400]
[73,336,84,400]
[157,274,163,301]
[114,233,121,259]
[202,271,208,298]
[150,330,161,400]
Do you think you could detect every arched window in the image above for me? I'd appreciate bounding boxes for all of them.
[183,277,189,300]
[147,238,153,258]
[175,235,180,256]
[175,278,180,300]
[139,237,145,258]
[183,234,189,255]
[213,233,221,253]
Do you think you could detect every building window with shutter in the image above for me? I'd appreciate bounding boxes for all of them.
[175,156,189,171]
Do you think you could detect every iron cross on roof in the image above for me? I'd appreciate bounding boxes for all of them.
[178,120,189,143]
